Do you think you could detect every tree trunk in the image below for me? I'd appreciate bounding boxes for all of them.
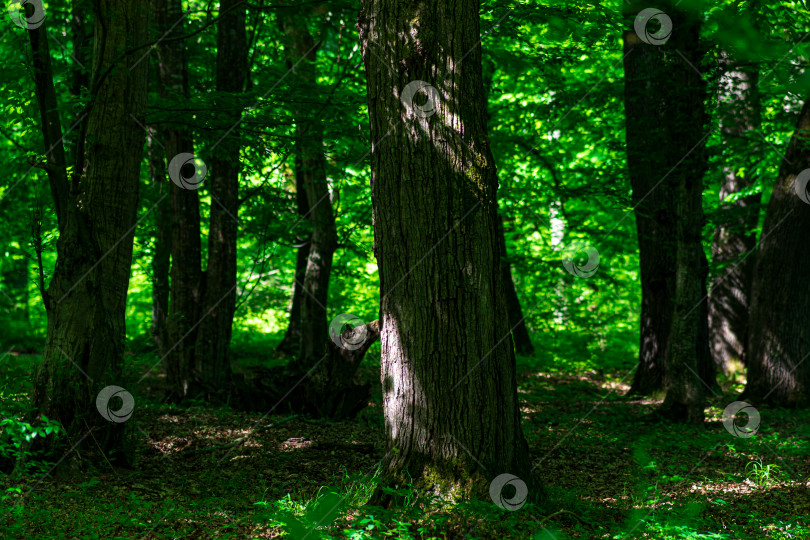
[498,217,534,356]
[743,98,810,406]
[359,0,538,505]
[277,170,312,356]
[280,11,339,369]
[193,0,247,390]
[623,0,713,400]
[154,0,204,399]
[708,57,761,372]
[622,1,711,421]
[147,126,171,355]
[31,0,148,464]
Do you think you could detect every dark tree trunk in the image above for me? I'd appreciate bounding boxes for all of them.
[622,1,711,422]
[31,0,148,463]
[708,58,761,372]
[743,98,810,406]
[154,0,203,399]
[277,171,312,356]
[193,0,247,390]
[623,0,713,401]
[280,11,338,369]
[147,126,171,355]
[497,217,534,356]
[359,0,538,504]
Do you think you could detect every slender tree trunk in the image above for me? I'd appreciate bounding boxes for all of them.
[280,11,338,368]
[31,0,148,463]
[277,172,312,356]
[623,0,713,401]
[147,126,171,355]
[708,57,761,372]
[154,0,203,399]
[194,0,247,388]
[498,217,534,356]
[359,0,538,504]
[744,98,810,406]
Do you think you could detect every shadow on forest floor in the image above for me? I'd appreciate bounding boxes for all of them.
[2,348,810,539]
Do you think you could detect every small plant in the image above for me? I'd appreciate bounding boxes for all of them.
[745,458,784,488]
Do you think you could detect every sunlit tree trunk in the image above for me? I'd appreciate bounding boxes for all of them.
[708,57,761,372]
[31,0,148,462]
[359,0,538,504]
[744,98,810,406]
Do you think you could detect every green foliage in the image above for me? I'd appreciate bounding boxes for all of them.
[744,459,785,488]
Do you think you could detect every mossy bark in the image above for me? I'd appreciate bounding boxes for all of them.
[358,0,539,505]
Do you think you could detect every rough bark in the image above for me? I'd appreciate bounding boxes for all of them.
[743,98,810,406]
[31,0,148,464]
[498,217,534,356]
[193,0,247,390]
[279,11,338,369]
[623,0,714,401]
[359,0,539,505]
[708,57,761,372]
[154,0,203,399]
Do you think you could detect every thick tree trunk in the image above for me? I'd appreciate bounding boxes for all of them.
[31,0,148,463]
[622,1,711,421]
[154,0,204,399]
[277,172,312,355]
[193,0,247,390]
[623,0,713,400]
[708,58,761,372]
[359,0,538,505]
[280,12,338,369]
[743,98,810,406]
[498,217,534,356]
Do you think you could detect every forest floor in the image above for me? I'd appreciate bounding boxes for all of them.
[2,345,810,539]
